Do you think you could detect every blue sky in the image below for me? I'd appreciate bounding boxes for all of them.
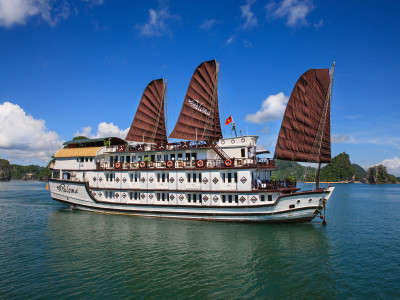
[0,0,399,175]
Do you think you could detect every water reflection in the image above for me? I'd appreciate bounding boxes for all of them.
[46,209,331,298]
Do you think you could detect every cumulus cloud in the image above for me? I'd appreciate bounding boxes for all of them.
[0,0,103,28]
[136,1,179,37]
[0,102,63,163]
[240,0,257,29]
[332,134,349,144]
[245,92,288,124]
[75,122,129,139]
[200,19,217,31]
[267,0,313,27]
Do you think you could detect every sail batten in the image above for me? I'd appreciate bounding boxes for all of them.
[125,79,167,144]
[274,68,332,163]
[169,60,222,141]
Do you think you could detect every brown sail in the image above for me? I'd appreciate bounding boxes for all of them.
[125,79,167,144]
[274,67,333,163]
[169,60,222,141]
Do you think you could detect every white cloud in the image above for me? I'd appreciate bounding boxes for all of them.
[245,92,288,124]
[313,19,323,29]
[136,1,179,37]
[75,122,129,139]
[200,19,217,31]
[0,102,63,163]
[226,34,236,44]
[331,134,357,144]
[0,0,103,28]
[240,0,257,29]
[267,0,313,27]
[366,157,400,177]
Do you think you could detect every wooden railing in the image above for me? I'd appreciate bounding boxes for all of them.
[96,158,276,170]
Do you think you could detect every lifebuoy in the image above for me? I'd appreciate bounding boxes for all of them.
[224,159,232,167]
[197,160,204,168]
[115,162,121,169]
[166,161,174,168]
[139,161,146,168]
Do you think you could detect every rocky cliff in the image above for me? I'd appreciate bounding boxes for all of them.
[0,159,11,181]
[363,165,398,184]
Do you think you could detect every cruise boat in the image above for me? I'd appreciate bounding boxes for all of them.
[49,60,335,223]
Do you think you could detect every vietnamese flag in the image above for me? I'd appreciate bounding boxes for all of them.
[225,115,233,125]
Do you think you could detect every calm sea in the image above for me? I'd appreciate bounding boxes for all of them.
[0,181,399,299]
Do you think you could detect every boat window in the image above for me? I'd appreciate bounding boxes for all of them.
[62,172,70,180]
[162,173,166,182]
[191,153,197,160]
[80,157,84,163]
[130,174,133,182]
[90,158,93,162]
[106,174,109,181]
[199,194,202,204]
[193,194,197,203]
[234,173,237,183]
[162,193,165,201]
[170,154,175,160]
[126,156,130,163]
[178,153,183,159]
[268,195,272,201]
[167,193,169,201]
[222,173,226,183]
[151,155,155,162]
[228,173,232,183]
[132,156,137,161]
[164,155,168,161]
[188,194,191,202]
[261,195,265,201]
[199,173,202,182]
[157,155,162,161]
[228,195,232,203]
[241,148,245,157]
[185,153,190,160]
[52,171,60,179]
[157,193,160,201]
[157,173,161,182]
[193,173,197,183]
[105,191,108,198]
[235,195,238,203]
[129,192,133,200]
[222,195,226,203]
[187,173,191,183]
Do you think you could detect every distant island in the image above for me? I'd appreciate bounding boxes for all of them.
[272,152,399,184]
[0,158,51,181]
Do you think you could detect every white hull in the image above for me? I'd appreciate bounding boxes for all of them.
[49,180,334,223]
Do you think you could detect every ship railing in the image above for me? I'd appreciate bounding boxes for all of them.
[96,158,276,170]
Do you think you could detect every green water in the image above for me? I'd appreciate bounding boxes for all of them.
[0,181,400,299]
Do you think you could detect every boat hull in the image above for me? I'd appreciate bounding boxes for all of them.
[49,180,334,223]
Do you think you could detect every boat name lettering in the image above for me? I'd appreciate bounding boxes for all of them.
[188,99,210,116]
[57,184,78,194]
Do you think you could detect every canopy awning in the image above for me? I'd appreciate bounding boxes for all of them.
[54,147,103,158]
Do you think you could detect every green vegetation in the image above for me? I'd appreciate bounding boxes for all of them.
[271,160,316,181]
[10,164,45,180]
[351,163,367,181]
[320,152,354,182]
[72,136,89,140]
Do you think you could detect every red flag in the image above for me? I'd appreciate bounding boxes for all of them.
[225,115,233,125]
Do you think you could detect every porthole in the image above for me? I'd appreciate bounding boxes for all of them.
[297,200,300,204]
[241,138,245,143]
[231,139,235,144]
[221,140,225,145]
[309,198,312,203]
[289,204,295,209]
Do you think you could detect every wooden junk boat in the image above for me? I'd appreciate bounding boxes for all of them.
[49,60,335,222]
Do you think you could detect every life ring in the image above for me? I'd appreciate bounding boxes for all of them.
[139,161,146,168]
[224,159,232,167]
[197,160,204,168]
[166,161,174,168]
[115,162,121,169]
